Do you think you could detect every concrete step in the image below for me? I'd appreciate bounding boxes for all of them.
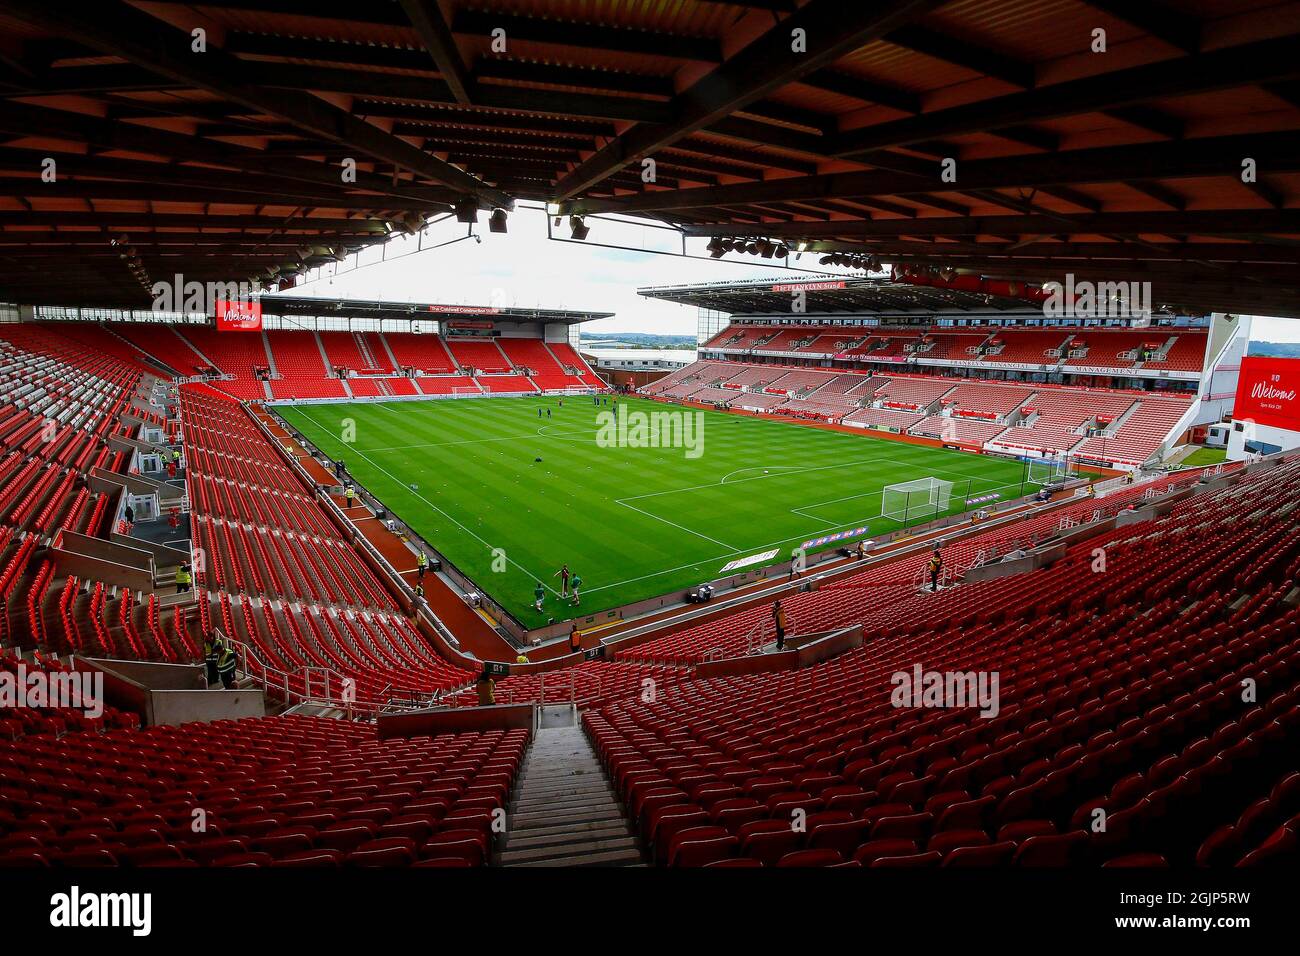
[515,778,611,797]
[514,847,644,867]
[501,819,631,850]
[515,784,614,803]
[499,835,640,865]
[500,723,645,865]
[513,796,618,817]
[510,805,625,830]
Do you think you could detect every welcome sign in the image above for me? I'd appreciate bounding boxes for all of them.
[1235,356,1300,432]
[214,298,263,332]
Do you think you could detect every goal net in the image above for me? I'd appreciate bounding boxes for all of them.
[881,477,953,522]
[1027,456,1073,484]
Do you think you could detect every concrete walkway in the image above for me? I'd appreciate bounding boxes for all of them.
[498,712,643,866]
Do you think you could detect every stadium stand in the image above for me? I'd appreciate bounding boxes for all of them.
[0,715,527,867]
[650,357,1194,467]
[446,339,512,374]
[548,343,606,388]
[385,333,459,376]
[587,457,1299,866]
[0,317,1290,877]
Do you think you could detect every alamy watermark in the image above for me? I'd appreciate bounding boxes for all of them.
[151,274,259,315]
[890,664,1000,718]
[596,403,704,459]
[0,663,103,719]
[1042,273,1151,321]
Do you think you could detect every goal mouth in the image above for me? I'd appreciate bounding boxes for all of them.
[881,477,954,523]
[1026,457,1075,484]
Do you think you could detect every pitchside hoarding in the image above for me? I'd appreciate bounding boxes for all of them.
[1235,356,1300,432]
[214,299,263,332]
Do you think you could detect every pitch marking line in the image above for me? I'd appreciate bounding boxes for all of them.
[613,499,737,551]
[279,406,565,598]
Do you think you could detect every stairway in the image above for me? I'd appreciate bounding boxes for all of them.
[498,710,644,867]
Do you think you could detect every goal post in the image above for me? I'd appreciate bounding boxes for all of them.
[1027,455,1073,484]
[881,477,954,524]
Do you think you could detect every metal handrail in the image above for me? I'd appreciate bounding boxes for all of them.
[219,629,361,717]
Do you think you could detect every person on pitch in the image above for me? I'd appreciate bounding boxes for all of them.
[553,563,571,597]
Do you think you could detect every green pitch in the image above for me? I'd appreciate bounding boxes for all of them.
[276,396,1038,628]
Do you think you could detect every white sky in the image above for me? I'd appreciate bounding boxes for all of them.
[288,204,1300,345]
[288,204,842,337]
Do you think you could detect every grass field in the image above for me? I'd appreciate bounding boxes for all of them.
[277,395,1042,627]
[1182,446,1228,467]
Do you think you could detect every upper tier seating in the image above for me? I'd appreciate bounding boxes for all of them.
[109,323,212,376]
[546,343,604,387]
[384,333,458,375]
[980,330,1071,365]
[317,332,370,372]
[916,333,989,360]
[446,339,512,374]
[177,327,270,400]
[498,339,586,390]
[1064,331,1170,370]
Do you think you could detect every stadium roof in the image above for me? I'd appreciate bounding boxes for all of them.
[2,1,1300,314]
[640,276,1052,316]
[261,295,611,325]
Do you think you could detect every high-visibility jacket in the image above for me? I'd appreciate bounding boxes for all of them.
[417,553,428,568]
[217,642,237,675]
[204,638,217,663]
[176,568,192,586]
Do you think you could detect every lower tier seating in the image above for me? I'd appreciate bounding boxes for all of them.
[584,456,1300,866]
[0,716,528,867]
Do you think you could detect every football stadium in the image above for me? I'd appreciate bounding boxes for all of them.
[2,0,1300,938]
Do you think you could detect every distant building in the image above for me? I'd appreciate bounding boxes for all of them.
[581,347,696,389]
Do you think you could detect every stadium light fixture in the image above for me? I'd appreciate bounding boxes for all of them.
[488,208,508,233]
[569,215,590,240]
[454,199,478,224]
[706,237,726,258]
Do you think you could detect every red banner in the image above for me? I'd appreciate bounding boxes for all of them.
[214,299,262,332]
[1236,356,1300,431]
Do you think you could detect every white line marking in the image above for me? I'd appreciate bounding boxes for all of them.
[614,498,737,550]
